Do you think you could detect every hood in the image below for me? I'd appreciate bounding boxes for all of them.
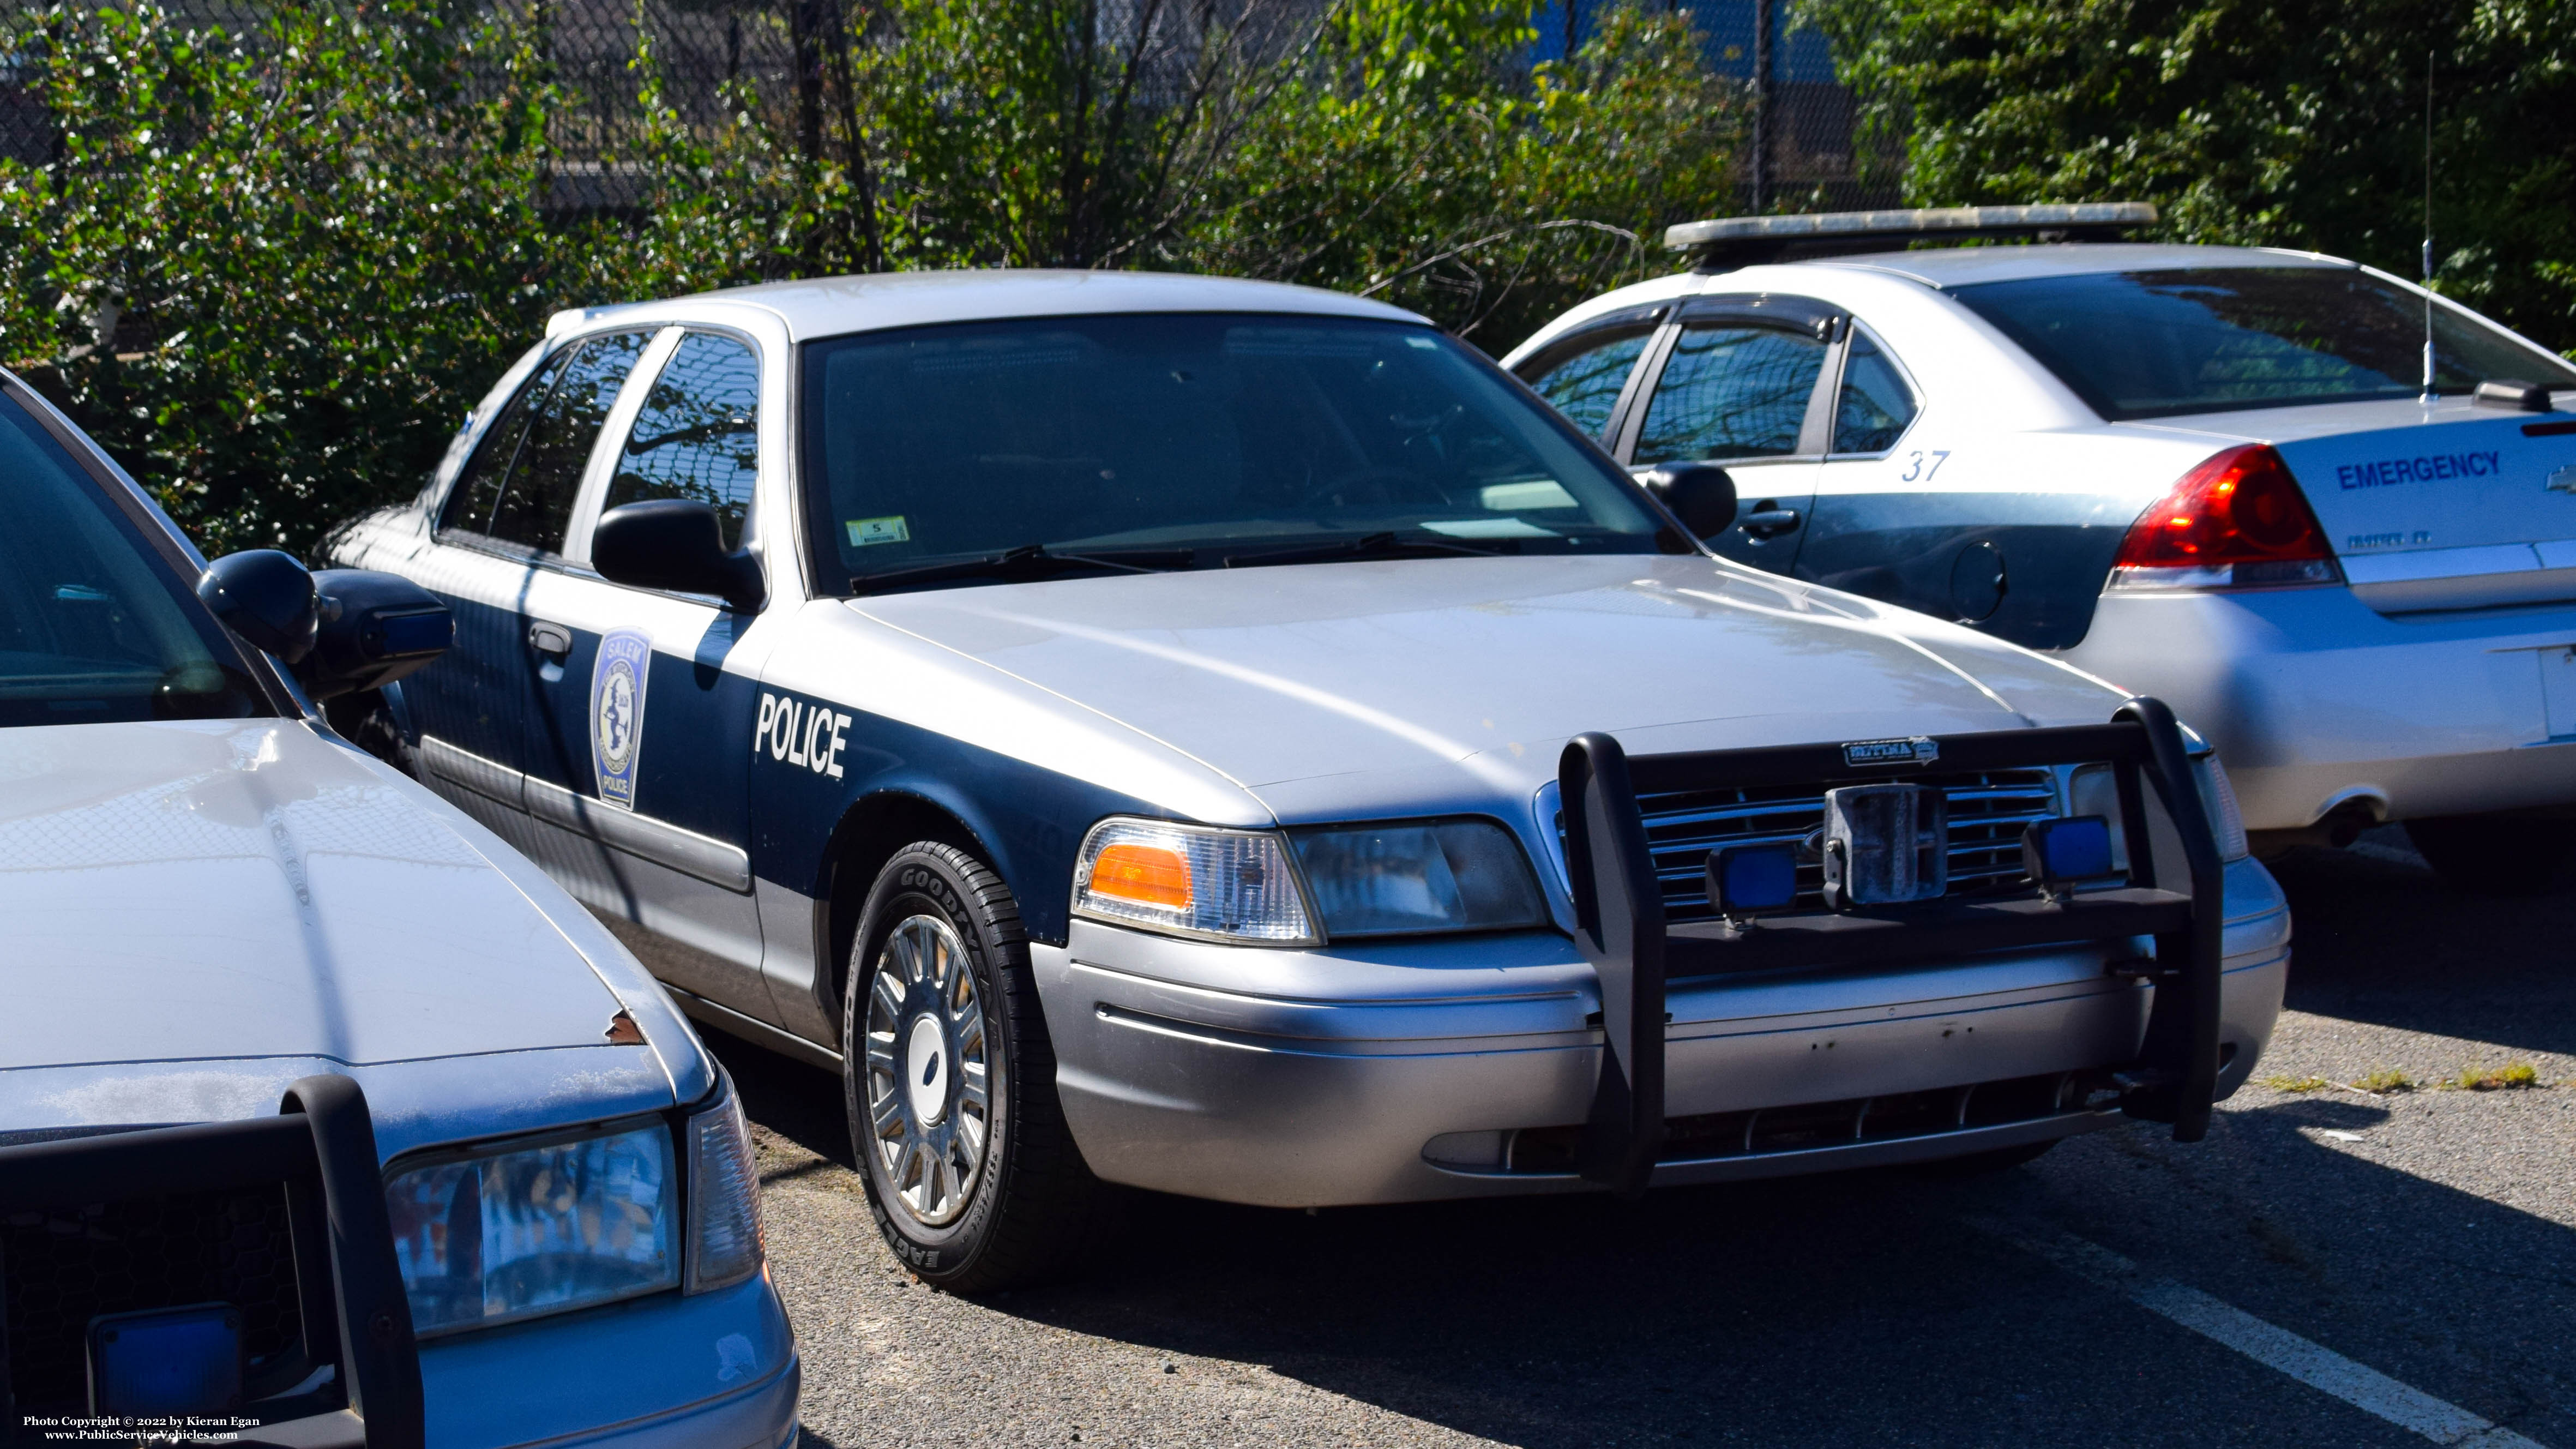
[857,554,2131,813]
[0,720,636,1077]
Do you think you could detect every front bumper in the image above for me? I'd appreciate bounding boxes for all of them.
[420,1269,798,1449]
[2070,585,2576,829]
[1037,856,2289,1208]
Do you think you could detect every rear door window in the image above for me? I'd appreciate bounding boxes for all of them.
[1633,320,1831,465]
[603,333,761,551]
[1831,328,1919,455]
[444,331,652,552]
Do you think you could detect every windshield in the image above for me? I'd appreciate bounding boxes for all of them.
[799,312,1664,589]
[0,396,268,726]
[1952,267,2576,421]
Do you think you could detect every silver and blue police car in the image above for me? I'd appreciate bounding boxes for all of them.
[0,373,796,1446]
[326,269,2291,1292]
[1508,204,2576,892]
[1504,197,2576,887]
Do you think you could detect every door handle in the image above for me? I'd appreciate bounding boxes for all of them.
[527,621,573,658]
[1739,506,1802,539]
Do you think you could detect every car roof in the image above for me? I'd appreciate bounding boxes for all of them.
[1791,242,2357,290]
[551,268,1430,344]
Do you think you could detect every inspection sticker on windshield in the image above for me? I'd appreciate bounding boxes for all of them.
[847,515,911,547]
[591,627,652,810]
[1844,736,1940,768]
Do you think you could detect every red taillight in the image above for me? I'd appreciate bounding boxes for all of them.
[2111,444,2339,588]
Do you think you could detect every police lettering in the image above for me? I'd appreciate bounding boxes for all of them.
[754,692,850,780]
[2335,449,2502,490]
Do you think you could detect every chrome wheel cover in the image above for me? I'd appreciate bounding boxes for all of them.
[863,912,993,1227]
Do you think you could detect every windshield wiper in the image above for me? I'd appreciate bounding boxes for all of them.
[850,543,1195,595]
[1222,531,1509,569]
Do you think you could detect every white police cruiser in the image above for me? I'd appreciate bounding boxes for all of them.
[0,374,796,1446]
[1508,205,2576,891]
[327,270,2291,1292]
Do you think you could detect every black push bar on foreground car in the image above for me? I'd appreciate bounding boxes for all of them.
[0,1075,423,1449]
[1559,696,2225,1198]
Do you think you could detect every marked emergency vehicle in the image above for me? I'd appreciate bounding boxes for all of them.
[327,269,2291,1291]
[0,372,796,1446]
[1508,203,2576,891]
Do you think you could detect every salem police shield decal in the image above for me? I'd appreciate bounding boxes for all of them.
[591,627,653,810]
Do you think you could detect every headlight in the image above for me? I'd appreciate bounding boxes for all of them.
[1073,818,1317,944]
[2194,755,2250,862]
[1289,818,1548,936]
[686,1083,765,1294]
[386,1120,679,1337]
[2068,755,2250,871]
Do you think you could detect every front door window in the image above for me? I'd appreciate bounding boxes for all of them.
[1521,329,1653,442]
[603,333,762,549]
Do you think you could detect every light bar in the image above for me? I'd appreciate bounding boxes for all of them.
[1665,202,2159,252]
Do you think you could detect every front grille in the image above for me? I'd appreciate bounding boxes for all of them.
[2,1185,305,1417]
[1631,767,2061,922]
[1506,1069,2112,1172]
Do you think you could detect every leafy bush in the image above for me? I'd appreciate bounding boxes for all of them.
[0,1,599,556]
[635,0,1742,345]
[1,0,1739,555]
[1798,0,2576,353]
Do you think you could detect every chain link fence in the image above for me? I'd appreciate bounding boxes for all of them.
[0,0,1895,218]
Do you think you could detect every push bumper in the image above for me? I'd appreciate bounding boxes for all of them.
[1037,855,2289,1208]
[2072,585,2576,830]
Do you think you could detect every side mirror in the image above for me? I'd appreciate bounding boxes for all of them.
[592,500,765,611]
[198,550,320,663]
[302,569,453,702]
[1641,464,1737,540]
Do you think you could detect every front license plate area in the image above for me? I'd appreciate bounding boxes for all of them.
[87,1301,245,1417]
[1822,783,1947,907]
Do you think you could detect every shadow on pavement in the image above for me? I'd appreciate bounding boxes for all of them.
[2266,831,2576,1059]
[956,1095,2574,1447]
[702,854,2576,1446]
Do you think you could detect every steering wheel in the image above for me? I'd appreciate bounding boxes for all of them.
[1299,465,1435,510]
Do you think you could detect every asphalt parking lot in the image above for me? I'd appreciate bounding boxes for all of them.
[711,827,2576,1448]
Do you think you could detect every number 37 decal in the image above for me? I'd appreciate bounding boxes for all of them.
[1899,450,1952,483]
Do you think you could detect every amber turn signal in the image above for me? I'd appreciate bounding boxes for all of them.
[1087,842,1194,910]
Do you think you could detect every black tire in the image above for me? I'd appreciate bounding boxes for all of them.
[1909,1139,2058,1177]
[2405,814,2576,897]
[841,841,1098,1291]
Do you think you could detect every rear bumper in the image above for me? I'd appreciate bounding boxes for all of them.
[2069,586,2576,829]
[1037,858,2289,1207]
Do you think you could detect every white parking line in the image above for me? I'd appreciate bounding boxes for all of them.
[1969,1217,2550,1448]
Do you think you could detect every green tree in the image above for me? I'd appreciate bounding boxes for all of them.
[0,1,582,555]
[633,0,1742,343]
[1799,0,2576,353]
[0,0,1742,555]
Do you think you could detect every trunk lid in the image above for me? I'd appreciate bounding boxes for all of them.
[2194,398,2576,612]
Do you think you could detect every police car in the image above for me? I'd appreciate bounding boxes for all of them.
[1507,205,2576,892]
[0,374,796,1446]
[326,269,2291,1292]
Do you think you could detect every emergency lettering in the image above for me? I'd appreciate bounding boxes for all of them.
[2335,449,2503,490]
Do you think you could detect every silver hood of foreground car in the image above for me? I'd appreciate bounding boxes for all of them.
[0,718,710,1155]
[857,553,2137,819]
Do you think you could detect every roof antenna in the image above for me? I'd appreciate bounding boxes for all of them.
[2421,50,2437,404]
